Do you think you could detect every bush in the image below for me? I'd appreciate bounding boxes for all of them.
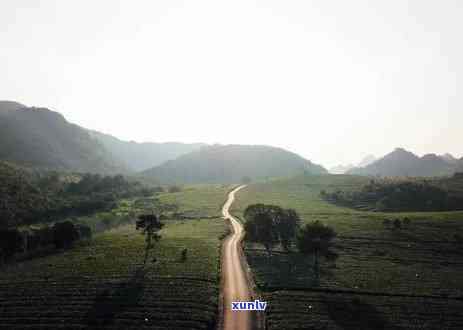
[393,219,402,230]
[168,186,182,193]
[52,221,80,249]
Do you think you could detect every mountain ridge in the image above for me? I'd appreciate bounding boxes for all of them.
[348,148,462,177]
[0,101,126,174]
[88,130,206,171]
[143,144,327,183]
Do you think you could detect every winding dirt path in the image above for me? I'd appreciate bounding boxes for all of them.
[221,185,252,330]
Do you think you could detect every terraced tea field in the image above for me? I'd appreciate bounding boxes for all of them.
[233,175,463,329]
[0,217,225,329]
[158,184,233,217]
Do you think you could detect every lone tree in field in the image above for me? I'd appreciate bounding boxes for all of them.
[136,214,164,267]
[296,221,337,284]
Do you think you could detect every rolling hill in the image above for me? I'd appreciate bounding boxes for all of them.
[0,101,126,174]
[143,144,327,183]
[349,148,462,177]
[89,130,205,171]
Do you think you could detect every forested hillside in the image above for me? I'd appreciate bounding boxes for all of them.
[143,144,327,183]
[322,172,463,212]
[89,130,205,171]
[0,161,153,228]
[0,101,126,174]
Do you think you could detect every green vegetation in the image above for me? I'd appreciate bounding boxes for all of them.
[321,174,463,212]
[0,162,158,228]
[0,101,126,173]
[0,214,226,328]
[135,214,164,266]
[233,174,463,329]
[157,184,232,218]
[0,182,231,328]
[243,204,300,255]
[296,221,337,284]
[143,144,326,183]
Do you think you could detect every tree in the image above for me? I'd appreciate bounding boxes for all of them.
[296,221,337,284]
[136,214,164,266]
[0,228,24,262]
[244,204,280,257]
[254,212,278,257]
[276,208,300,252]
[52,221,80,249]
[244,204,300,255]
[403,217,411,228]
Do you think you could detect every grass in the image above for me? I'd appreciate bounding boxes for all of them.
[0,183,231,329]
[158,184,234,217]
[233,174,463,329]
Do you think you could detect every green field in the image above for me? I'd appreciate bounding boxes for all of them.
[233,174,463,329]
[0,184,231,329]
[158,184,233,217]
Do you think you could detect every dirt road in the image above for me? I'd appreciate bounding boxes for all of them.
[221,185,252,330]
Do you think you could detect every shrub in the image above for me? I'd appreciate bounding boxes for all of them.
[168,186,182,193]
[181,248,188,262]
[393,219,402,229]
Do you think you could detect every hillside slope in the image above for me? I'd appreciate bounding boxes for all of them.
[143,144,327,183]
[349,148,462,177]
[0,101,126,174]
[89,130,205,171]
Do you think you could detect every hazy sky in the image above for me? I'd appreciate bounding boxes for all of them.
[1,1,462,167]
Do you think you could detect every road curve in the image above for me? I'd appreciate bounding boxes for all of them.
[221,185,252,330]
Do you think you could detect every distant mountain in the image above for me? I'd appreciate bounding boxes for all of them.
[329,154,377,174]
[440,153,459,165]
[89,130,205,172]
[329,164,355,174]
[143,144,327,183]
[0,101,126,174]
[358,154,377,167]
[348,148,462,177]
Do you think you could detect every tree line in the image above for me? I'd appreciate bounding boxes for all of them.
[0,162,161,228]
[321,177,463,212]
[0,221,92,264]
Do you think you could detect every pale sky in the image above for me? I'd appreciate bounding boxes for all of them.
[1,0,462,168]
